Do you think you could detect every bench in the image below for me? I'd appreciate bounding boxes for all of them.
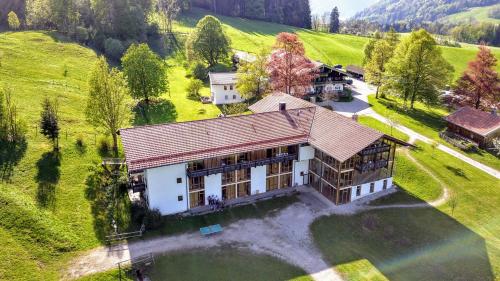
[200,224,223,236]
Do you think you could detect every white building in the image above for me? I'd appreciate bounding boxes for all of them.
[209,72,245,105]
[121,93,409,216]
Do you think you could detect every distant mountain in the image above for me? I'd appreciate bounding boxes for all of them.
[309,0,379,19]
[353,0,499,24]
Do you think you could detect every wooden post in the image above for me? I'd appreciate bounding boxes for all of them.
[336,161,341,205]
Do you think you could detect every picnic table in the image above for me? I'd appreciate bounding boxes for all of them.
[200,224,223,236]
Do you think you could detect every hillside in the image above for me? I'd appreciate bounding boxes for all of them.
[440,4,500,24]
[175,8,500,79]
[353,0,498,24]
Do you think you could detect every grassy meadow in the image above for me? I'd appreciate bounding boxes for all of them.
[441,4,500,24]
[173,8,500,80]
[312,141,500,280]
[367,95,500,170]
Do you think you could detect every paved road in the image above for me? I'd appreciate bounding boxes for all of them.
[332,79,500,179]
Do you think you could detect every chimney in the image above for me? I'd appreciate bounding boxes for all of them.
[279,102,286,111]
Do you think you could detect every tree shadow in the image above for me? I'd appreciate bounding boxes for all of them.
[376,97,447,132]
[35,151,61,209]
[0,139,27,182]
[85,165,133,243]
[445,165,470,180]
[311,194,494,281]
[133,99,178,126]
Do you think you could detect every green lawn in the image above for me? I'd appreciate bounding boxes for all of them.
[370,151,443,205]
[358,115,410,142]
[0,31,220,280]
[367,95,500,170]
[441,4,500,24]
[312,141,500,280]
[174,8,500,80]
[79,248,311,281]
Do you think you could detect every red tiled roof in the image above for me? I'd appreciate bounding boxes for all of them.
[120,108,316,172]
[445,106,500,137]
[250,93,385,162]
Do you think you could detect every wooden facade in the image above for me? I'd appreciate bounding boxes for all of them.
[309,137,396,205]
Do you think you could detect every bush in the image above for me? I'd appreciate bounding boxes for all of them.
[186,79,204,99]
[76,134,85,147]
[93,32,107,51]
[74,26,89,43]
[190,62,208,81]
[146,23,161,38]
[104,38,125,61]
[98,136,111,156]
[221,103,248,115]
[143,208,163,230]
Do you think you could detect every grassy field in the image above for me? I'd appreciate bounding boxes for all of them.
[79,248,311,281]
[312,141,500,280]
[367,95,500,171]
[441,4,500,24]
[173,8,500,80]
[358,116,410,142]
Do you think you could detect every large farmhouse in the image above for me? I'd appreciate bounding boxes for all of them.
[120,93,409,215]
[311,62,350,97]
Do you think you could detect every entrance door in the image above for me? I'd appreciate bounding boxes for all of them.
[338,188,351,204]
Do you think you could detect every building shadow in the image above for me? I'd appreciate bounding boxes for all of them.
[311,194,494,281]
[0,139,27,182]
[133,99,178,126]
[35,151,61,209]
[374,97,446,132]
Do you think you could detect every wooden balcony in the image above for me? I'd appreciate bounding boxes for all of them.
[187,154,297,178]
[355,159,389,173]
[359,144,391,156]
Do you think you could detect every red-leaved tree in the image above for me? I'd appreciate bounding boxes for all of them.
[454,45,500,110]
[267,33,318,97]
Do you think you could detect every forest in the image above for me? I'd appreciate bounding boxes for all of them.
[189,0,312,28]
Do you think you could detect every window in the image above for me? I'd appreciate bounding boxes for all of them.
[222,184,237,200]
[222,171,236,185]
[189,176,204,191]
[281,160,293,173]
[237,182,251,198]
[225,95,228,100]
[230,85,234,90]
[178,195,183,201]
[177,178,182,184]
[383,180,388,190]
[233,94,236,100]
[370,183,375,193]
[224,85,227,90]
[356,186,361,197]
[237,168,251,181]
[267,163,280,176]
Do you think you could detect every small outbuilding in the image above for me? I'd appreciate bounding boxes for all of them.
[209,72,245,105]
[444,106,500,148]
[346,65,365,80]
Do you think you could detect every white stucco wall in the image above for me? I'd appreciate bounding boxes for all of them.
[293,160,309,186]
[145,163,188,215]
[299,145,315,162]
[211,84,245,105]
[350,177,393,202]
[204,173,222,204]
[251,165,267,195]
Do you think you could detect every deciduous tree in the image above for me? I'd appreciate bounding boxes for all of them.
[0,87,25,143]
[86,57,132,156]
[329,7,340,33]
[362,31,382,66]
[158,0,180,33]
[267,33,317,97]
[40,97,60,150]
[453,45,500,110]
[383,29,453,109]
[365,40,394,98]
[122,43,168,103]
[236,49,271,100]
[186,16,231,67]
[7,11,20,30]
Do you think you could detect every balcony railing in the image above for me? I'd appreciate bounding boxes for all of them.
[359,144,391,156]
[187,154,297,178]
[355,159,389,173]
